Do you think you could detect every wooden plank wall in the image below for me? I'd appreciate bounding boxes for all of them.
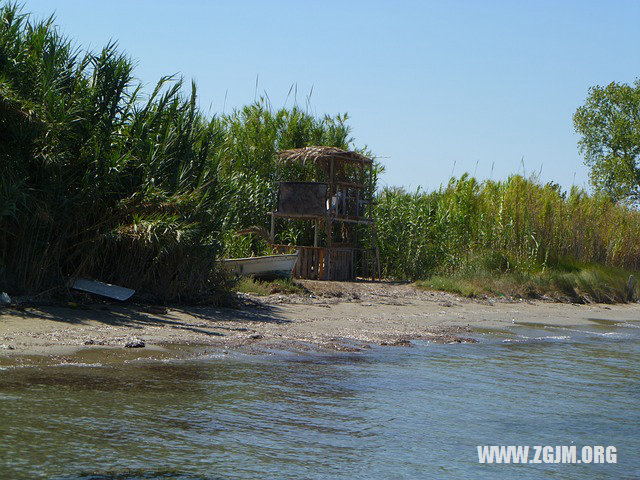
[272,245,350,280]
[272,245,325,280]
[273,245,377,280]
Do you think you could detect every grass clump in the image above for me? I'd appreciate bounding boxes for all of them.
[417,262,638,303]
[234,277,307,296]
[538,262,638,303]
[424,276,485,298]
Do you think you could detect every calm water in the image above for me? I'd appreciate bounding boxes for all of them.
[1,320,639,480]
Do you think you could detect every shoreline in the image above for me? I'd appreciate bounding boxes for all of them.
[1,281,638,366]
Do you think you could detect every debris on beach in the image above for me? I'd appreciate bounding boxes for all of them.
[0,292,11,306]
[71,278,135,301]
[124,338,145,348]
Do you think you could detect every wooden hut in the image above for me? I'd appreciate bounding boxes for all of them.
[270,146,380,281]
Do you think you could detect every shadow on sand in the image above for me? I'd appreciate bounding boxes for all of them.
[0,297,290,338]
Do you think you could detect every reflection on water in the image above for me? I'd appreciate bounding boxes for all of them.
[1,322,639,480]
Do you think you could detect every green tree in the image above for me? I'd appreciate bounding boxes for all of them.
[574,79,640,203]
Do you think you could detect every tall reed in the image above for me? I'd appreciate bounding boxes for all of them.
[375,175,640,280]
[0,4,366,299]
[0,3,225,301]
[3,3,639,303]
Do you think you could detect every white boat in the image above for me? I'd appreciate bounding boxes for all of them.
[221,253,299,278]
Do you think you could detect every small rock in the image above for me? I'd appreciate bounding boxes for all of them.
[0,292,10,306]
[124,338,145,348]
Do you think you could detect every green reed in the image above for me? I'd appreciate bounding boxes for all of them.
[0,3,361,299]
[2,3,639,303]
[375,174,640,286]
[0,4,226,301]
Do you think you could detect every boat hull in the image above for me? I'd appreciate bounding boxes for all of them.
[222,253,299,278]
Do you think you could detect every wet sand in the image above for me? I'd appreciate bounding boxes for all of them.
[1,281,638,365]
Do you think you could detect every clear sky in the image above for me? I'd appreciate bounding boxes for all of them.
[20,0,640,191]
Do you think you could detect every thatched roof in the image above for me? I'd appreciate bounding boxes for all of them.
[277,146,372,165]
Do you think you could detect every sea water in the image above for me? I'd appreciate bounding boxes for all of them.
[0,320,638,479]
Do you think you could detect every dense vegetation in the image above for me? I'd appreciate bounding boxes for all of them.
[1,3,638,303]
[0,3,357,301]
[376,176,640,301]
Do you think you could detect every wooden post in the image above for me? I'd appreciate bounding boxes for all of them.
[329,158,335,217]
[358,160,363,219]
[351,248,355,280]
[314,220,319,247]
[324,219,332,280]
[328,160,335,236]
[368,163,373,221]
[325,159,335,280]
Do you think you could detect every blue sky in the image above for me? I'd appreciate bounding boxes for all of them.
[21,0,640,191]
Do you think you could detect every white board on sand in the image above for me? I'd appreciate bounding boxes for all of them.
[71,278,135,301]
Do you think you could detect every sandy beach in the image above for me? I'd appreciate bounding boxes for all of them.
[1,281,639,365]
